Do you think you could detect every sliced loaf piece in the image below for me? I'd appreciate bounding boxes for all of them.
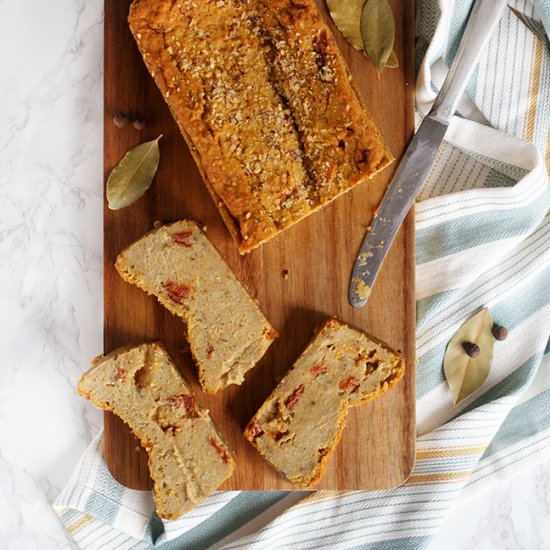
[244,318,404,487]
[77,342,236,519]
[115,220,278,394]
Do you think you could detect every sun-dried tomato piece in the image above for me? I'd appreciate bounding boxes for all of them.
[248,423,264,438]
[169,394,189,408]
[339,376,360,393]
[206,345,215,358]
[116,366,126,381]
[310,364,327,378]
[285,384,305,410]
[162,281,192,304]
[209,437,229,463]
[172,231,193,247]
[169,394,199,418]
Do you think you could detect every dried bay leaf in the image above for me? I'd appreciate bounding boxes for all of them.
[444,308,495,405]
[386,49,399,69]
[326,0,365,50]
[361,0,395,75]
[107,135,162,210]
[326,0,398,73]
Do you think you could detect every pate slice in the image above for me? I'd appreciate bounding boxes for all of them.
[77,342,236,520]
[244,318,404,487]
[115,220,278,394]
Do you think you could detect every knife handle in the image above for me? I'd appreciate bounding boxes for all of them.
[430,0,507,125]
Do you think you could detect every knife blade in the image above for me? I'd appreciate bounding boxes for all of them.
[349,0,508,308]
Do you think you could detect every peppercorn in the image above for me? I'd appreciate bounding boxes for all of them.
[113,112,130,128]
[133,116,147,130]
[462,342,480,358]
[492,325,508,341]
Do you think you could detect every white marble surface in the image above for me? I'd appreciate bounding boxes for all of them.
[0,1,549,549]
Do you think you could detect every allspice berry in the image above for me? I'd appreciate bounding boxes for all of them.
[133,116,147,130]
[113,112,130,128]
[492,325,508,341]
[462,342,480,358]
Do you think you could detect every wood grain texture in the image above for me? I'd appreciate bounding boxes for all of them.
[103,0,415,492]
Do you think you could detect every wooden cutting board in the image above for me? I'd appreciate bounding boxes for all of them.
[103,0,415,491]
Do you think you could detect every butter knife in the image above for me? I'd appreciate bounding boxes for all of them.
[349,0,507,308]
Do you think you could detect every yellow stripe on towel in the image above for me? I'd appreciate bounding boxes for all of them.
[68,514,94,535]
[416,445,488,459]
[407,471,472,484]
[524,38,543,143]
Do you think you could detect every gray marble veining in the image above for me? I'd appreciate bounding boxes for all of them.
[0,1,548,549]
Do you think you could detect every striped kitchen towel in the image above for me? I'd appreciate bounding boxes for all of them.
[54,0,550,548]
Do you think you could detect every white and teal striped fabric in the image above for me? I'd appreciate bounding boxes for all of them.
[54,0,550,548]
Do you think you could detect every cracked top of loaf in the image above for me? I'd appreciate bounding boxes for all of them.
[129,0,393,253]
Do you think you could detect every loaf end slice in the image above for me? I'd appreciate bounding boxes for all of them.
[77,342,236,520]
[115,221,278,393]
[244,318,404,487]
[128,0,393,254]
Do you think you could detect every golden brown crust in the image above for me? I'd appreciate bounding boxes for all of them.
[128,0,393,254]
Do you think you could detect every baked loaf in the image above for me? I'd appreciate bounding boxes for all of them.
[244,318,404,487]
[115,220,277,394]
[77,342,236,519]
[128,0,393,254]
